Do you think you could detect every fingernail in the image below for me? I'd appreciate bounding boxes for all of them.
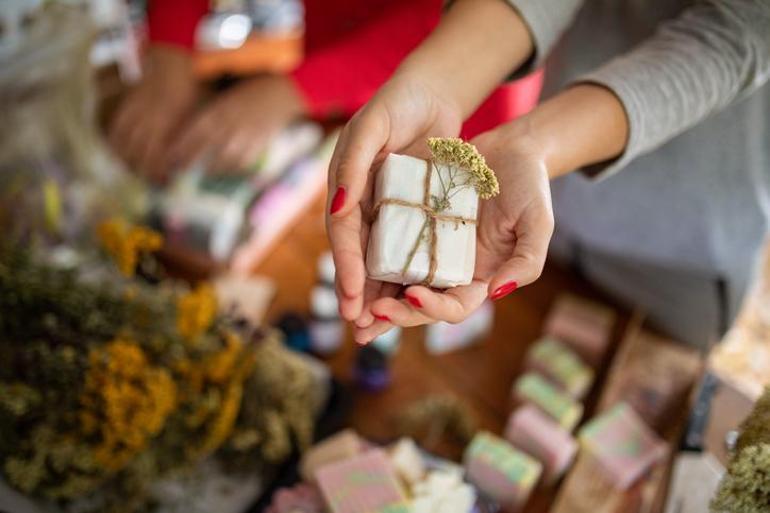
[490,281,518,301]
[373,314,391,322]
[405,294,422,308]
[330,186,346,214]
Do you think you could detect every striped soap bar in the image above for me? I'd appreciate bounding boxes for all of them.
[578,403,667,490]
[543,294,615,367]
[513,373,584,432]
[525,337,594,399]
[505,404,578,485]
[316,449,408,513]
[464,431,542,511]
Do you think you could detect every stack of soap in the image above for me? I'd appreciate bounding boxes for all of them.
[316,449,408,513]
[463,431,542,511]
[505,404,578,485]
[366,153,479,288]
[525,337,594,399]
[300,429,362,482]
[513,373,584,432]
[578,403,667,489]
[543,294,615,367]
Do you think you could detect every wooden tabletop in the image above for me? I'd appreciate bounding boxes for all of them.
[255,195,629,451]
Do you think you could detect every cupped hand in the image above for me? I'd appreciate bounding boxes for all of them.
[325,72,465,338]
[109,46,200,183]
[347,123,555,344]
[167,74,306,174]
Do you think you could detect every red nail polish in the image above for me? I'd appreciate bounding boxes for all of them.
[373,314,390,322]
[330,186,346,214]
[405,294,422,308]
[490,281,518,301]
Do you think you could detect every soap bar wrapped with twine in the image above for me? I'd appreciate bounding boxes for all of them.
[366,138,499,288]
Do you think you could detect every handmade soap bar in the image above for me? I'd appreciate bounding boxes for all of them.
[505,404,578,485]
[316,449,408,513]
[525,337,594,399]
[513,373,584,432]
[578,403,667,490]
[463,431,542,511]
[387,437,426,486]
[366,139,499,289]
[299,429,362,482]
[543,294,615,367]
[366,153,477,288]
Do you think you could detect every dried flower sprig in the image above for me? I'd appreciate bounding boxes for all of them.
[711,443,770,513]
[711,387,770,513]
[428,137,499,199]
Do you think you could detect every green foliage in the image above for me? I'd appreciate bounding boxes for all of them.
[0,245,316,512]
[711,444,770,513]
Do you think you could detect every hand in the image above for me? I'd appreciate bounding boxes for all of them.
[167,75,306,173]
[353,124,555,343]
[325,71,465,337]
[109,45,200,182]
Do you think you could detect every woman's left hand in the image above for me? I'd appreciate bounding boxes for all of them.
[354,123,555,343]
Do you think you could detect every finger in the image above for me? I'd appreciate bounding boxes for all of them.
[327,108,389,217]
[352,320,394,346]
[214,132,266,173]
[138,115,174,181]
[108,95,142,153]
[167,113,216,171]
[332,228,366,322]
[402,280,489,324]
[368,296,435,328]
[488,206,554,300]
[355,280,401,328]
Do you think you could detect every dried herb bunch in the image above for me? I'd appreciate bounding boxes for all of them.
[427,137,499,199]
[711,387,770,513]
[0,221,316,512]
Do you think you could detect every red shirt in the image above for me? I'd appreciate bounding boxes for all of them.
[147,0,542,139]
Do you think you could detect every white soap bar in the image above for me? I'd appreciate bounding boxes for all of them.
[366,153,479,288]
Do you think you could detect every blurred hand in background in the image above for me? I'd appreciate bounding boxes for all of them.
[109,45,200,183]
[109,46,306,182]
[167,74,306,174]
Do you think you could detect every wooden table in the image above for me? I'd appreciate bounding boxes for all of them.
[254,195,633,511]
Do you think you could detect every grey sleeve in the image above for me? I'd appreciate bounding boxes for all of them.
[504,0,584,70]
[579,0,770,179]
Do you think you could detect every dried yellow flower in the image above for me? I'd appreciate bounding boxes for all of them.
[80,338,177,472]
[428,137,500,199]
[176,283,218,340]
[97,219,163,277]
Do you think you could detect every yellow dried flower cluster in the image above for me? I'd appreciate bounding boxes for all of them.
[97,219,163,277]
[79,338,177,472]
[428,137,500,199]
[188,331,255,459]
[177,283,218,340]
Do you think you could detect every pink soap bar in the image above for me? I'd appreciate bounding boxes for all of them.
[578,403,667,490]
[316,449,408,513]
[505,405,578,485]
[543,294,616,367]
[464,431,542,511]
[300,429,363,482]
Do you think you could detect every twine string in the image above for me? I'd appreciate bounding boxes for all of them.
[372,160,476,286]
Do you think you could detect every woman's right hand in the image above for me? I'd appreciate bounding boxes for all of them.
[325,69,464,330]
[109,45,200,183]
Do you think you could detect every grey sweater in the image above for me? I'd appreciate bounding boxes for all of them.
[507,0,770,324]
